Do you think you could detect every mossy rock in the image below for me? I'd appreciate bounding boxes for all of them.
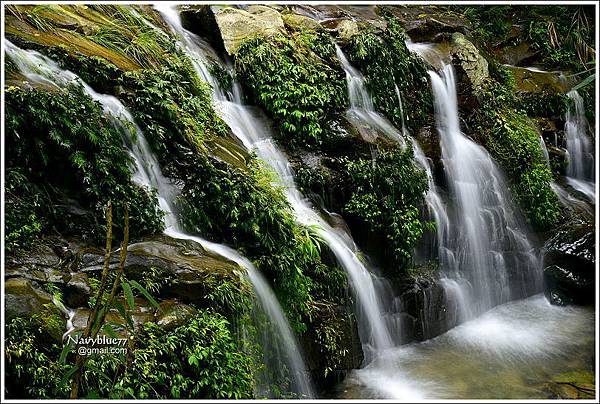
[543,370,595,399]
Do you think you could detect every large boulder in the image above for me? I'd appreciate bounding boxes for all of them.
[211,5,285,55]
[543,218,595,305]
[450,32,489,89]
[504,65,575,94]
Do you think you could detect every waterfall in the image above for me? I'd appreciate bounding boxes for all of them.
[565,90,595,200]
[6,40,313,399]
[335,45,405,148]
[428,64,542,318]
[155,5,394,361]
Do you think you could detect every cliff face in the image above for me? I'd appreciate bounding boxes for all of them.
[3,3,596,400]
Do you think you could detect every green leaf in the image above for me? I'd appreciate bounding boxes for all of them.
[571,73,595,91]
[129,279,160,309]
[102,323,119,339]
[60,364,79,386]
[122,281,135,310]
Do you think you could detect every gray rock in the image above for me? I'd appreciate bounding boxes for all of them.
[450,32,489,89]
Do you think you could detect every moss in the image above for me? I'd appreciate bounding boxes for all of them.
[469,67,561,230]
[344,14,432,133]
[518,92,570,119]
[235,30,347,148]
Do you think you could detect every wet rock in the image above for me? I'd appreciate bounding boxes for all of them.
[494,41,537,66]
[212,5,285,55]
[543,370,596,399]
[301,304,363,387]
[450,32,489,89]
[179,5,226,55]
[64,272,92,307]
[384,5,470,42]
[543,218,595,305]
[504,65,574,94]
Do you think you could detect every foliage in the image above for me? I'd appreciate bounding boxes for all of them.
[470,69,561,229]
[4,85,164,245]
[81,311,254,399]
[344,14,432,133]
[5,317,71,399]
[518,92,570,119]
[344,147,430,268]
[235,31,347,148]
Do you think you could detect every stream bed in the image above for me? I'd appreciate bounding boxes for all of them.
[335,295,595,399]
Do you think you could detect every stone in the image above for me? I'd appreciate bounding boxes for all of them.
[450,32,489,89]
[212,5,285,55]
[156,300,198,331]
[5,278,54,322]
[543,218,595,305]
[504,65,575,94]
[282,13,321,31]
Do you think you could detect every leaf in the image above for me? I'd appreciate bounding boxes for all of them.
[102,323,119,339]
[129,279,160,309]
[571,73,595,91]
[59,339,74,364]
[60,365,79,386]
[122,281,135,310]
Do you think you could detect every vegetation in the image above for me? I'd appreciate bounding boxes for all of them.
[344,147,430,268]
[4,84,164,249]
[469,64,561,229]
[344,14,432,133]
[235,30,347,148]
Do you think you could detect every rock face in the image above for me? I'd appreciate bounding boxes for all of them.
[543,219,595,305]
[212,5,285,54]
[505,65,574,94]
[450,32,489,89]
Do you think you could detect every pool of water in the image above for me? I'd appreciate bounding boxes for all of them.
[335,295,595,399]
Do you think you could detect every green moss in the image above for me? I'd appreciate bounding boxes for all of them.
[518,93,570,119]
[344,15,432,133]
[235,31,347,148]
[344,147,430,269]
[4,85,164,245]
[470,68,561,230]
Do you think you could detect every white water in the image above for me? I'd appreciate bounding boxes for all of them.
[155,5,394,362]
[428,65,542,319]
[6,39,313,398]
[335,45,405,148]
[338,294,594,399]
[565,90,595,201]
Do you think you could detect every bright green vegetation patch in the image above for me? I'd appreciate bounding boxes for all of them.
[518,92,570,119]
[117,53,343,333]
[470,65,561,230]
[5,311,254,399]
[235,30,347,148]
[344,147,430,269]
[4,85,164,251]
[344,15,432,133]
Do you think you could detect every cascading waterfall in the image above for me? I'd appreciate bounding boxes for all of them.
[155,5,395,361]
[565,90,595,200]
[5,39,313,399]
[428,64,542,318]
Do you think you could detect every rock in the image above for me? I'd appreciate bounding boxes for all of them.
[450,32,489,89]
[543,218,595,305]
[504,65,574,94]
[156,300,198,331]
[212,5,285,55]
[79,235,244,303]
[301,304,363,387]
[543,370,596,399]
[179,5,226,55]
[494,41,537,66]
[64,272,92,307]
[5,278,54,321]
[383,5,470,42]
[333,20,360,41]
[282,13,321,31]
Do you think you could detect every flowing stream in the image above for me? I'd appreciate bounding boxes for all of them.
[427,65,542,319]
[155,5,395,363]
[5,39,313,399]
[565,90,595,200]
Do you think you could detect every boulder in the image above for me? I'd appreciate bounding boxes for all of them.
[156,300,198,331]
[282,13,321,31]
[212,5,285,55]
[504,65,574,94]
[5,277,54,322]
[450,32,489,89]
[543,218,595,305]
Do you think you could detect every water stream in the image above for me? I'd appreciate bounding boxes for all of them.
[565,90,595,200]
[155,5,395,362]
[5,39,313,399]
